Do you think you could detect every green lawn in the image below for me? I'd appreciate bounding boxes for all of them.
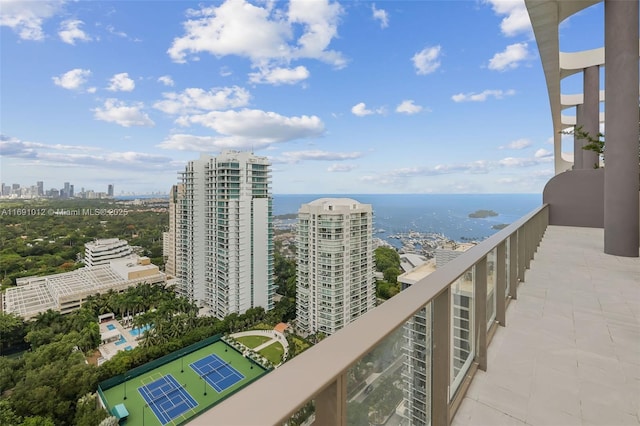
[100,341,267,426]
[258,341,284,365]
[235,334,272,349]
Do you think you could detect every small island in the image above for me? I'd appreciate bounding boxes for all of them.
[468,209,498,218]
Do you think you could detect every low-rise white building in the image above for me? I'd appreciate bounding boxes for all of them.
[3,256,165,319]
[84,238,133,267]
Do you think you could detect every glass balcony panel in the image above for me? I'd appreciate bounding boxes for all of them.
[450,266,474,399]
[282,400,315,425]
[347,323,413,425]
[487,247,497,330]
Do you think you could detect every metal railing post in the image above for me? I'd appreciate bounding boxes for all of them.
[314,373,347,426]
[432,287,451,426]
[517,228,526,284]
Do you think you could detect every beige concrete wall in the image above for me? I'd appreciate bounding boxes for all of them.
[127,266,159,280]
[543,169,604,227]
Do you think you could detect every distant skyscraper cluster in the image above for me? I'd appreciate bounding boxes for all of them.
[0,181,114,199]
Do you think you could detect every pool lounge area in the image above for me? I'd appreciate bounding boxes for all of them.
[130,324,152,337]
[97,318,152,364]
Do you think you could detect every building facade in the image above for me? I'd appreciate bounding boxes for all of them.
[296,198,375,336]
[164,184,183,279]
[84,238,133,267]
[175,151,274,318]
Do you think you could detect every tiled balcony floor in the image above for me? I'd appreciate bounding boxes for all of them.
[453,226,640,426]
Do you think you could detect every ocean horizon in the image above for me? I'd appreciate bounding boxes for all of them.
[273,193,542,244]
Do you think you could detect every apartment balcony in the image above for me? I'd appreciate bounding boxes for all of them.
[453,225,639,425]
[190,204,638,425]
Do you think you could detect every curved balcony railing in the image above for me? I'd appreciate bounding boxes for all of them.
[189,204,549,426]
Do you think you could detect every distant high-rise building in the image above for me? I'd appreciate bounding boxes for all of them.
[69,184,74,198]
[37,181,44,196]
[296,198,376,336]
[107,184,114,197]
[164,184,183,279]
[175,151,274,318]
[63,182,70,198]
[1,183,10,196]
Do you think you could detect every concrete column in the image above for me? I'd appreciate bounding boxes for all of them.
[583,66,600,169]
[574,104,584,169]
[604,0,639,257]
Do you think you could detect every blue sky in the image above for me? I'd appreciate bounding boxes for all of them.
[0,0,604,195]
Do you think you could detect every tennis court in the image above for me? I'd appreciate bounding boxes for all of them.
[138,374,198,425]
[99,339,268,426]
[190,354,245,393]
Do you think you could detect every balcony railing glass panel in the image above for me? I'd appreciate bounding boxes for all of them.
[451,267,474,399]
[347,326,408,425]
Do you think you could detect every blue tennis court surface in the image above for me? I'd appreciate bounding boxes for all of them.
[138,374,198,425]
[190,354,245,393]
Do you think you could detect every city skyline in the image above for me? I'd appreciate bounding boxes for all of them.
[0,1,604,194]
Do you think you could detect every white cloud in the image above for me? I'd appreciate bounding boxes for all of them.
[372,4,388,28]
[155,134,220,152]
[498,155,551,167]
[107,73,135,92]
[359,153,552,187]
[499,138,532,150]
[249,66,310,85]
[396,100,423,115]
[159,109,325,151]
[58,19,91,45]
[105,24,128,38]
[534,148,552,158]
[412,45,441,75]
[52,68,91,90]
[351,102,373,117]
[154,86,250,115]
[488,43,529,71]
[158,75,175,87]
[328,163,357,172]
[276,150,362,164]
[0,0,64,41]
[93,99,155,127]
[483,0,532,37]
[287,0,345,66]
[167,0,346,81]
[0,134,176,171]
[350,102,385,117]
[452,89,516,102]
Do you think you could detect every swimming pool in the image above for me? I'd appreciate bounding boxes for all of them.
[106,324,116,331]
[114,336,127,346]
[130,324,152,337]
[124,346,132,351]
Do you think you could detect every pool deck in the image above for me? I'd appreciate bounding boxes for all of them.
[98,319,145,364]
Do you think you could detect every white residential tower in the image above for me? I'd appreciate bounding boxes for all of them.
[296,198,375,335]
[175,151,274,318]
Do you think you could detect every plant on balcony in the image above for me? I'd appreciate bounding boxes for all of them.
[561,120,640,169]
